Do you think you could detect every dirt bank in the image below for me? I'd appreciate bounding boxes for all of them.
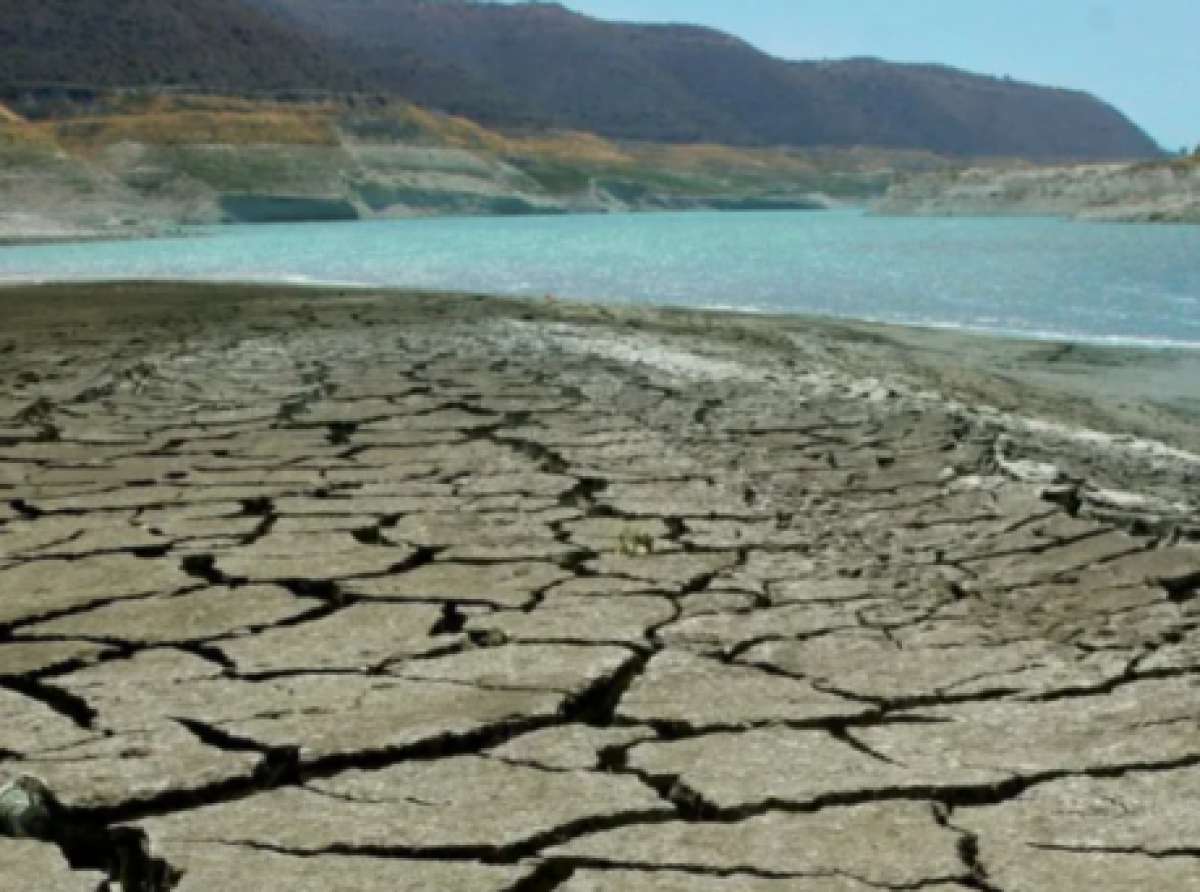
[875,160,1200,223]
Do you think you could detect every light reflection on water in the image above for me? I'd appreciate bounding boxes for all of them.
[1,211,1198,347]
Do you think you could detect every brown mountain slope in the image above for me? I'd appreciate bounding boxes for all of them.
[245,0,1162,161]
[785,60,1164,159]
[0,0,363,93]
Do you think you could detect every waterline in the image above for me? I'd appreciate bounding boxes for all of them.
[2,211,1198,348]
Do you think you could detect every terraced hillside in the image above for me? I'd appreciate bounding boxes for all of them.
[0,95,939,240]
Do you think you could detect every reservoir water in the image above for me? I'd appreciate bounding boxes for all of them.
[2,211,1198,347]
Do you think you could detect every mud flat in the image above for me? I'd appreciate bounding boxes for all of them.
[1,282,1199,890]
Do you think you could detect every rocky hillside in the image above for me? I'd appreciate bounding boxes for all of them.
[0,0,363,93]
[782,60,1159,159]
[1,96,937,241]
[874,157,1200,223]
[0,0,1163,161]
[247,0,1162,161]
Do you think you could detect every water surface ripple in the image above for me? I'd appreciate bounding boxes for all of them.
[2,211,1198,347]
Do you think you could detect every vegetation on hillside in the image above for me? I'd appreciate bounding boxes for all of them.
[0,0,1163,162]
[247,0,1163,161]
[0,102,57,155]
[0,0,362,93]
[41,97,340,158]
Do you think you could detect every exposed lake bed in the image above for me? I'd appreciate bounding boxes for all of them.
[2,280,1199,889]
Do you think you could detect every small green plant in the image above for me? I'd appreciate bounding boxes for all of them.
[619,528,655,556]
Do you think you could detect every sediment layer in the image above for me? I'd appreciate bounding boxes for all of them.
[1,283,1198,890]
[0,96,897,242]
[875,159,1200,223]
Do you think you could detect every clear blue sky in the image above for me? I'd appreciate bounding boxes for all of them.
[512,0,1199,152]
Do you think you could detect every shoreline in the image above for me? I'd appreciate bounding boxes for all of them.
[0,228,202,248]
[1,271,1199,355]
[874,159,1200,224]
[0,204,846,250]
[3,280,1199,460]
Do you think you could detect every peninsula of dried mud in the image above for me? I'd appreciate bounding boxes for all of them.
[1,282,1199,891]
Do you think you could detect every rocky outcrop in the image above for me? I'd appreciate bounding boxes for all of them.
[0,93,933,239]
[0,133,843,239]
[874,160,1200,223]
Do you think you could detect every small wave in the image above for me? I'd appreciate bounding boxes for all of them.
[0,272,379,290]
[704,303,771,315]
[276,274,376,290]
[872,316,1200,350]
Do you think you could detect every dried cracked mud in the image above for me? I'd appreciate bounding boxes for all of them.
[2,282,1199,891]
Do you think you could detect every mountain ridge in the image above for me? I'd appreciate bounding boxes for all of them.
[0,0,1165,162]
[244,0,1163,160]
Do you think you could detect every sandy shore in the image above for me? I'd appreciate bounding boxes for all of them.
[1,282,1199,890]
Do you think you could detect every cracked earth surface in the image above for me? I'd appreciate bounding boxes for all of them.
[2,283,1200,890]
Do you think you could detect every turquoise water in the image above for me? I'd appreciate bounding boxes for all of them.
[2,211,1199,347]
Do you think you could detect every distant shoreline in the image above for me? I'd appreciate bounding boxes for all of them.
[0,203,842,250]
[0,228,201,248]
[875,159,1200,224]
